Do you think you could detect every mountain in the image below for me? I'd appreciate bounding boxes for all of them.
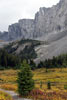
[7,0,67,41]
[0,31,8,41]
[0,0,67,63]
[0,0,67,41]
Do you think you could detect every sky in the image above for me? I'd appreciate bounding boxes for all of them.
[0,0,60,31]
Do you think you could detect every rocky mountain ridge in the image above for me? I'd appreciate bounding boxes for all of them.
[0,0,67,41]
[0,0,67,63]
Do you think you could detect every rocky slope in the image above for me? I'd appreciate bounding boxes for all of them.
[4,39,42,60]
[35,34,67,63]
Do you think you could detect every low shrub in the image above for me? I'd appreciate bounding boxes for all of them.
[0,91,13,100]
[29,89,67,100]
[64,85,67,90]
[29,89,46,100]
[47,81,51,89]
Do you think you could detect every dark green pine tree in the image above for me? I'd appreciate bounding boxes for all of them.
[1,50,7,67]
[17,60,34,96]
[30,59,36,70]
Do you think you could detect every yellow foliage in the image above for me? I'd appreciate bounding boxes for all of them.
[0,68,67,100]
[0,84,17,91]
[0,91,13,100]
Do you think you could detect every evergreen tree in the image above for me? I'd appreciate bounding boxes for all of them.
[30,59,36,70]
[1,50,7,67]
[47,81,51,89]
[17,60,34,96]
[38,61,44,68]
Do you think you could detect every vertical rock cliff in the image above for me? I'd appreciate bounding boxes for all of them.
[1,0,67,41]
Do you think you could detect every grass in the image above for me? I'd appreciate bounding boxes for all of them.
[0,68,67,100]
[33,68,67,90]
[0,91,13,100]
[0,68,67,90]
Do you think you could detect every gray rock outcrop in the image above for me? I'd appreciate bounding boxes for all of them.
[8,19,35,41]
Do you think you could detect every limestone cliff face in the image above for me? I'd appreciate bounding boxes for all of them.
[19,19,35,39]
[5,0,67,41]
[8,23,21,41]
[34,0,67,37]
[8,19,35,40]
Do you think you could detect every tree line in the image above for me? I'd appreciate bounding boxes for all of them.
[0,49,21,69]
[38,54,67,68]
[0,48,67,69]
[0,49,36,70]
